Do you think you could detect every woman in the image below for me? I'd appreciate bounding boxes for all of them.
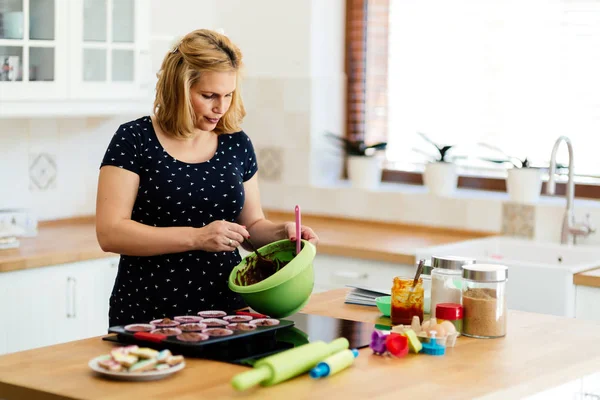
[96,29,319,327]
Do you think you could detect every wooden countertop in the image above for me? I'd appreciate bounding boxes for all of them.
[0,211,489,274]
[264,210,491,265]
[3,211,599,288]
[0,217,115,273]
[1,289,599,400]
[574,268,600,288]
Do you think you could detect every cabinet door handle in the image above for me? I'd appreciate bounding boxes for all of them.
[66,277,77,318]
[71,277,77,319]
[66,277,72,318]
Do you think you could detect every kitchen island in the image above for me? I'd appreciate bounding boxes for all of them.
[0,289,599,400]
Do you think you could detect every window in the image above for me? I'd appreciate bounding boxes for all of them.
[387,0,600,177]
[347,0,600,197]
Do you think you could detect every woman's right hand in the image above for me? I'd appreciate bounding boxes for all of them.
[196,221,250,252]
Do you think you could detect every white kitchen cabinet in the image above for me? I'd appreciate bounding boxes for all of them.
[3,263,67,353]
[0,0,152,117]
[58,257,119,343]
[68,0,152,100]
[575,285,600,322]
[0,0,68,100]
[312,254,414,293]
[76,257,119,339]
[0,256,119,355]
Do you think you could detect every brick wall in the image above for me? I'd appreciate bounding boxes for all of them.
[345,0,389,145]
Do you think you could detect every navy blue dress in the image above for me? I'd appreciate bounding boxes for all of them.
[100,116,258,327]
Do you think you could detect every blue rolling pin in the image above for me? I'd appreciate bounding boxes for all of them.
[309,349,359,379]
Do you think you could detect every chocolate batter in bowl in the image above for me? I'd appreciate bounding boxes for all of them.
[228,239,316,318]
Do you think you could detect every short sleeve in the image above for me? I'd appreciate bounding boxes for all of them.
[100,124,142,175]
[241,131,258,182]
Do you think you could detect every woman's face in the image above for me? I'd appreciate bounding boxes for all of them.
[190,71,237,132]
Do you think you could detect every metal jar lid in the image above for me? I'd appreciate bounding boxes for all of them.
[462,264,508,282]
[431,255,476,271]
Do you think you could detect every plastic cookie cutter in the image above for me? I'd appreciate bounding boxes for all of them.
[421,331,446,356]
[370,330,388,355]
[385,333,408,358]
[309,349,359,379]
[399,329,423,354]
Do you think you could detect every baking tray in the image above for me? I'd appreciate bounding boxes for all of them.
[104,317,294,359]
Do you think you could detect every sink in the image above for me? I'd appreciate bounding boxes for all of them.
[416,236,600,273]
[415,236,600,317]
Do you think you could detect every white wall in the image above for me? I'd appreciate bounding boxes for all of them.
[0,0,598,247]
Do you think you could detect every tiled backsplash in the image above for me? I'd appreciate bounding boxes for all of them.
[257,147,283,182]
[502,203,535,239]
[0,116,134,219]
[29,153,57,191]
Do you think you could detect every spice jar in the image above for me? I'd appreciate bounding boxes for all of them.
[420,260,432,314]
[391,276,424,326]
[430,256,475,318]
[462,264,508,339]
[435,303,463,335]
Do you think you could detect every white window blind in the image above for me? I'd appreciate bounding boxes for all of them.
[386,0,600,177]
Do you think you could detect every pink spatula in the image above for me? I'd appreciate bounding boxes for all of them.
[295,205,301,255]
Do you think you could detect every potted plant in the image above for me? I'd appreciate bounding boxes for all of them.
[415,132,458,196]
[475,143,542,203]
[325,132,387,189]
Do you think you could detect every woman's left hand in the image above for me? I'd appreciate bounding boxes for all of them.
[284,222,319,246]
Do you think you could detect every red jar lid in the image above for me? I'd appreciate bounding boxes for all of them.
[436,303,463,320]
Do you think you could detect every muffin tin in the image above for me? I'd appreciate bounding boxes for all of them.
[106,310,294,358]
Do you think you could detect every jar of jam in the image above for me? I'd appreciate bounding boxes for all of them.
[391,277,424,326]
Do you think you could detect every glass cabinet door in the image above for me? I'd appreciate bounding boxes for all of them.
[81,0,135,84]
[70,0,150,101]
[0,0,66,100]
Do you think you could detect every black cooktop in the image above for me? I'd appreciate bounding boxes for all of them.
[102,313,375,366]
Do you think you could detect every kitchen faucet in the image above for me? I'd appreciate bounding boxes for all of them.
[545,136,595,245]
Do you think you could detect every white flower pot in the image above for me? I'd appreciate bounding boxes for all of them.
[423,162,458,196]
[347,155,382,190]
[506,168,542,204]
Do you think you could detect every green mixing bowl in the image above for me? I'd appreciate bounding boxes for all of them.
[228,239,316,318]
[376,296,391,317]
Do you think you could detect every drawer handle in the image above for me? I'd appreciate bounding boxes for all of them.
[66,277,70,318]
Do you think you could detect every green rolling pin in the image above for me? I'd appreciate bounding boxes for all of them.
[231,337,349,391]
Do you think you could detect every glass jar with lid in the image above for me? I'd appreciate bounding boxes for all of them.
[462,264,508,338]
[419,259,433,315]
[430,256,475,318]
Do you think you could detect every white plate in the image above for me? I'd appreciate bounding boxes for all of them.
[88,356,185,381]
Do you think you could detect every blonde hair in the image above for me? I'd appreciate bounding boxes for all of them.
[153,29,246,138]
